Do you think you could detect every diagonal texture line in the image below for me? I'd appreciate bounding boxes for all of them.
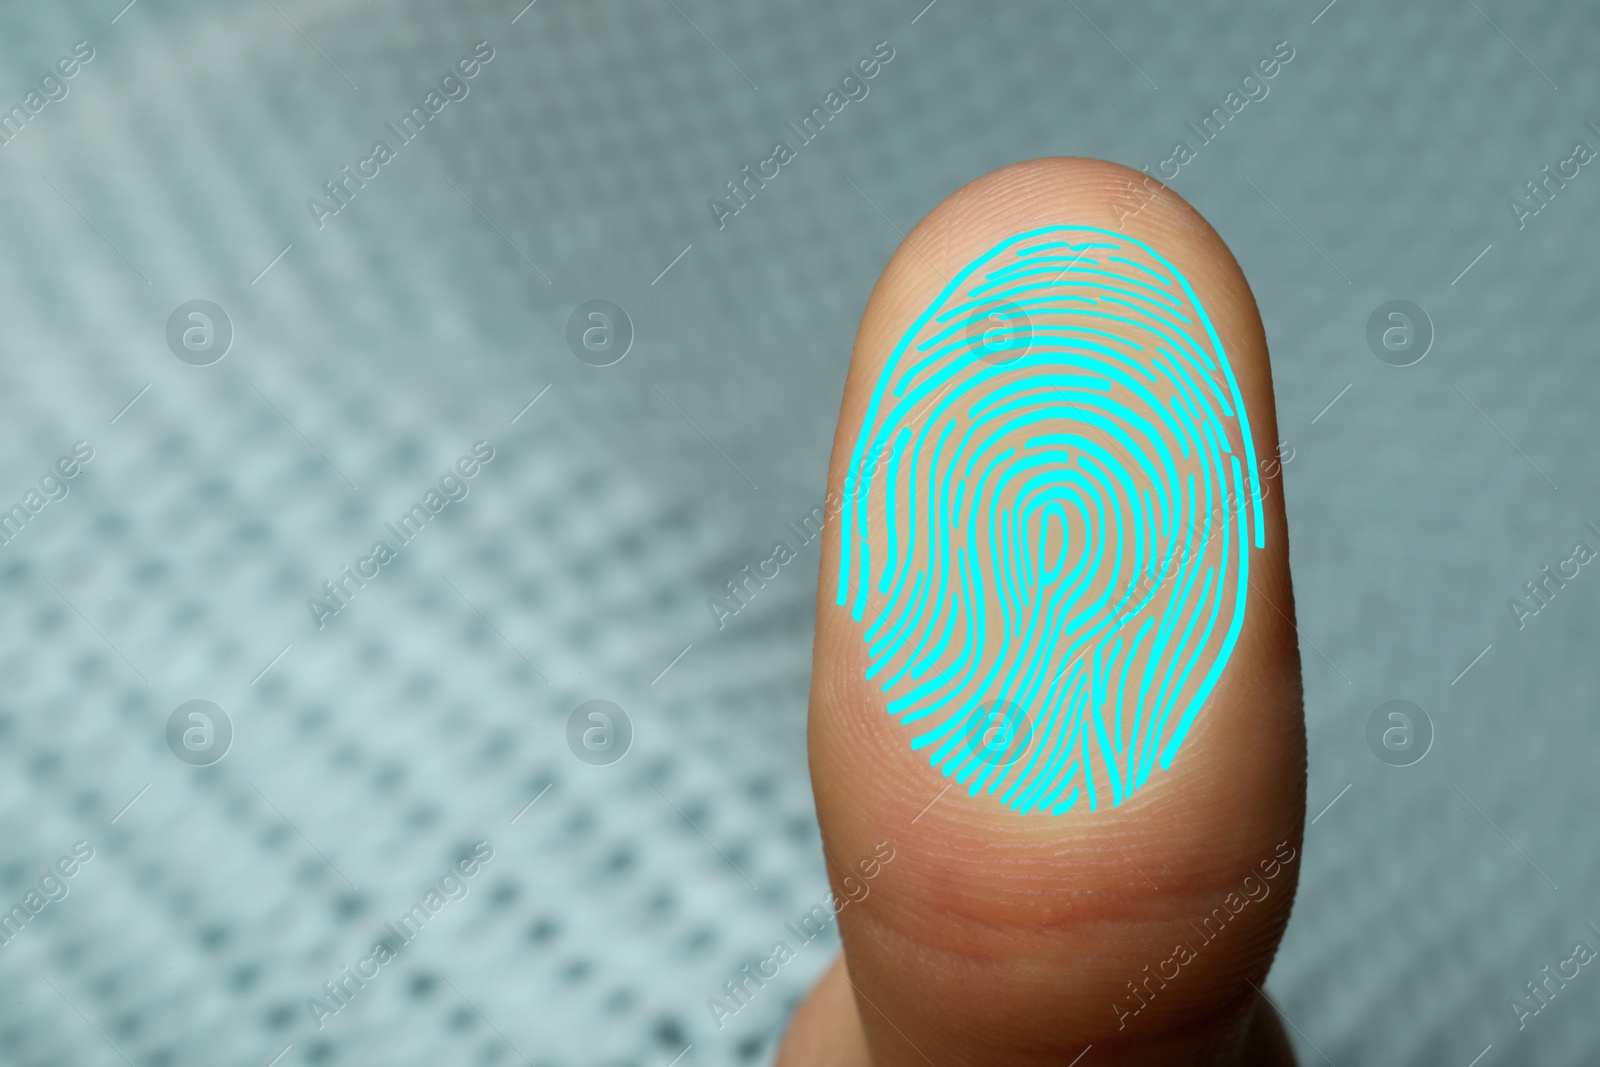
[251,243,293,285]
[1451,243,1492,286]
[1067,0,1158,89]
[652,783,760,890]
[443,577,551,683]
[40,574,150,683]
[1078,812,1160,891]
[44,979,137,1066]
[251,782,360,890]
[652,383,759,489]
[652,243,693,285]
[911,783,952,823]
[511,383,553,424]
[1451,781,1558,890]
[1451,643,1492,686]
[1311,383,1352,425]
[443,978,537,1066]
[1310,782,1352,825]
[663,0,757,89]
[1246,979,1337,1066]
[111,783,152,824]
[651,643,693,685]
[265,0,359,90]
[511,782,553,823]
[1451,382,1558,489]
[1242,176,1351,284]
[111,383,152,423]
[44,177,152,285]
[251,644,293,685]
[847,977,938,1066]
[442,174,552,283]
[1249,577,1351,684]
[251,383,360,490]
[1465,0,1558,89]
[842,175,952,283]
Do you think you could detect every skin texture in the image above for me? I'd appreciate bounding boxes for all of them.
[778,158,1306,1066]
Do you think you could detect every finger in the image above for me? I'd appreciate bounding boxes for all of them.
[782,157,1306,1066]
[774,957,872,1067]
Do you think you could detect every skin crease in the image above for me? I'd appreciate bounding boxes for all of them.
[777,158,1306,1066]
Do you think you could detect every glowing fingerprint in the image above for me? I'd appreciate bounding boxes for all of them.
[837,226,1264,814]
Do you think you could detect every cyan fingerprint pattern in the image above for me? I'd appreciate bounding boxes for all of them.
[837,226,1263,814]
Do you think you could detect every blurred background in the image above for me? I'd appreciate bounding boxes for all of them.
[0,0,1594,1064]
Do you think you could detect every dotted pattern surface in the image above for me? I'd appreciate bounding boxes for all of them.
[0,1,1596,1065]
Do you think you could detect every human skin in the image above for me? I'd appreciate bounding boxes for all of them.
[778,158,1306,1067]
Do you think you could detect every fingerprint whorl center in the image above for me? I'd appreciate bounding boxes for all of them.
[837,226,1264,815]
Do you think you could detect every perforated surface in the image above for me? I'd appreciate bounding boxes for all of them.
[0,1,1596,1064]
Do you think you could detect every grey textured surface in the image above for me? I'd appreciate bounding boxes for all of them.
[0,0,1594,1064]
